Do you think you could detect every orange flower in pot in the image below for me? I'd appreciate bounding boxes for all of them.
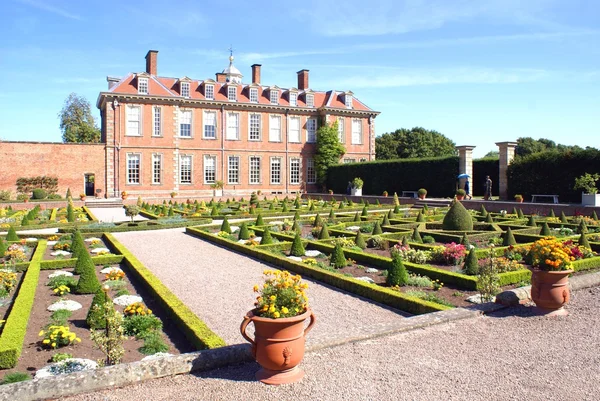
[240,270,316,385]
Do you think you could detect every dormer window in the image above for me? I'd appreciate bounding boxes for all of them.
[138,77,148,95]
[181,82,190,98]
[205,84,214,100]
[270,89,279,105]
[228,86,237,101]
[306,94,314,108]
[344,92,353,108]
[289,92,297,107]
[249,88,258,103]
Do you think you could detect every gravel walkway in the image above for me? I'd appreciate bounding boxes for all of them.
[113,229,407,346]
[88,207,148,223]
[66,287,600,401]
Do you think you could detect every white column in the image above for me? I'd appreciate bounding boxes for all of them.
[495,141,518,200]
[456,146,475,189]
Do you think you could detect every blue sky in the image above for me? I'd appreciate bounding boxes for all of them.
[0,0,598,157]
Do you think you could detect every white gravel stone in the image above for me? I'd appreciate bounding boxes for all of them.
[25,237,38,242]
[269,221,284,225]
[365,268,379,273]
[237,240,247,244]
[113,295,143,306]
[85,237,102,242]
[90,247,111,254]
[304,250,322,257]
[48,271,73,279]
[356,276,376,284]
[230,226,239,232]
[35,358,97,379]
[47,240,57,246]
[47,300,82,312]
[50,250,71,257]
[100,266,123,274]
[347,226,361,231]
[287,256,303,262]
[466,294,496,304]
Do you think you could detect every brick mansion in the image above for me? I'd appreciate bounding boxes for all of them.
[0,51,379,198]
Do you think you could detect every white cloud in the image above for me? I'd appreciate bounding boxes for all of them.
[16,0,82,20]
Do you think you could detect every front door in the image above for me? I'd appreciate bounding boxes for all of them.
[85,174,95,196]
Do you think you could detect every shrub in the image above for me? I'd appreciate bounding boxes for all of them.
[578,234,591,249]
[255,214,264,226]
[390,244,429,264]
[417,188,427,197]
[416,211,426,222]
[0,372,31,384]
[50,309,72,326]
[431,243,467,265]
[238,222,250,240]
[6,226,19,242]
[361,206,368,217]
[31,188,48,200]
[329,242,347,268]
[477,253,500,302]
[371,221,383,235]
[123,314,163,339]
[139,332,169,355]
[354,231,366,249]
[503,227,517,246]
[0,190,11,201]
[318,225,330,240]
[442,200,473,231]
[290,232,306,257]
[463,249,479,275]
[67,203,75,223]
[411,227,422,243]
[220,216,231,234]
[422,235,435,244]
[260,227,274,245]
[50,352,74,363]
[86,288,111,329]
[387,254,408,286]
[74,251,101,294]
[124,205,140,223]
[540,222,551,236]
[70,230,85,257]
[90,300,127,366]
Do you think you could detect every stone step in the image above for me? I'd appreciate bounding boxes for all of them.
[412,198,452,209]
[85,198,124,208]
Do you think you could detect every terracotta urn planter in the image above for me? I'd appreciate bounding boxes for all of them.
[240,308,316,385]
[530,269,573,311]
[456,195,465,201]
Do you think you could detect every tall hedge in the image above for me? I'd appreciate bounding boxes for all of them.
[472,157,499,197]
[326,156,459,197]
[507,149,600,203]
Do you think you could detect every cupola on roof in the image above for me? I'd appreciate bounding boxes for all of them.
[222,51,242,84]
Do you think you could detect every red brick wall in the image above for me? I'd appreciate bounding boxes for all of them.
[0,141,105,198]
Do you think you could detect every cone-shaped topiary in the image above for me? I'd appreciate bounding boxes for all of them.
[74,252,101,294]
[365,200,370,207]
[328,209,335,220]
[442,200,474,231]
[460,233,470,247]
[540,222,551,236]
[269,203,275,211]
[329,242,346,268]
[354,231,366,249]
[549,209,556,218]
[210,206,218,216]
[393,205,400,214]
[416,211,425,222]
[294,197,301,209]
[309,202,315,211]
[512,207,518,215]
[0,239,6,257]
[412,227,422,243]
[318,224,330,239]
[282,202,288,212]
[376,199,381,206]
[290,232,306,257]
[402,236,409,247]
[479,205,487,216]
[168,207,174,217]
[67,203,75,222]
[220,216,231,234]
[248,206,255,215]
[463,250,479,276]
[485,213,494,223]
[70,230,85,256]
[560,211,568,223]
[250,192,259,206]
[387,209,394,219]
[578,233,591,249]
[422,204,428,212]
[372,221,383,235]
[382,214,390,226]
[338,201,344,209]
[238,222,250,240]
[578,221,588,234]
[353,212,361,222]
[527,216,536,227]
[592,211,599,221]
[6,226,19,242]
[361,206,368,217]
[517,209,524,219]
[503,227,517,246]
[260,227,273,245]
[255,214,264,226]
[313,213,323,227]
[294,210,300,221]
[86,288,112,329]
[66,188,72,198]
[20,216,29,226]
[393,192,400,206]
[387,254,408,286]
[292,220,302,233]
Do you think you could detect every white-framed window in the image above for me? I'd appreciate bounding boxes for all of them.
[181,82,190,98]
[345,94,353,108]
[204,155,216,184]
[337,117,345,143]
[306,118,317,143]
[249,156,261,184]
[344,158,356,164]
[351,119,362,144]
[359,158,367,162]
[270,157,281,185]
[179,155,192,184]
[306,158,316,184]
[270,89,278,105]
[179,110,192,137]
[269,115,281,142]
[138,78,148,94]
[249,114,261,141]
[152,153,162,184]
[290,158,300,185]
[226,112,239,140]
[126,153,141,184]
[152,107,161,137]
[126,105,141,136]
[228,156,239,184]
[249,88,258,103]
[306,94,314,107]
[205,84,214,100]
[228,86,237,101]
[289,92,297,107]
[289,116,300,143]
[203,111,217,139]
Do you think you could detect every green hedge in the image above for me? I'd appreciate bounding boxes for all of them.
[82,206,98,222]
[498,269,531,286]
[0,240,46,368]
[40,255,124,270]
[572,256,600,272]
[186,227,450,315]
[472,157,499,197]
[103,234,226,349]
[326,156,459,197]
[507,148,600,203]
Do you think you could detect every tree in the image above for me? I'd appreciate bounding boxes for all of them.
[315,121,345,186]
[375,127,456,160]
[483,150,499,158]
[515,137,587,158]
[124,205,139,223]
[59,93,101,143]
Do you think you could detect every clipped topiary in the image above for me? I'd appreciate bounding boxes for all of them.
[318,225,330,240]
[168,207,174,217]
[260,227,273,245]
[294,197,301,209]
[372,221,383,235]
[338,201,344,210]
[416,211,425,222]
[255,214,264,226]
[442,200,473,231]
[578,233,591,249]
[269,203,275,211]
[549,209,556,218]
[527,216,536,227]
[382,214,390,226]
[485,213,494,223]
[354,231,366,249]
[393,192,400,206]
[250,192,259,206]
[309,202,315,211]
[512,207,518,215]
[503,227,517,246]
[67,203,75,222]
[560,211,568,223]
[592,211,599,221]
[313,213,323,227]
[294,210,300,221]
[365,200,370,207]
[353,212,361,222]
[20,216,29,226]
[70,230,85,256]
[412,227,422,243]
[540,222,551,236]
[290,232,305,257]
[361,206,368,217]
[220,216,231,234]
[387,209,394,219]
[460,233,470,247]
[328,209,335,220]
[329,242,346,268]
[402,236,409,247]
[86,288,112,329]
[517,209,525,219]
[210,206,218,216]
[6,226,19,242]
[0,239,6,257]
[292,220,301,233]
[463,250,479,276]
[387,254,408,286]
[74,251,101,294]
[578,221,588,234]
[282,202,289,212]
[393,205,400,214]
[238,222,250,240]
[479,205,487,216]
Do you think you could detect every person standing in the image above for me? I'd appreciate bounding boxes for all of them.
[464,178,472,200]
[484,176,493,200]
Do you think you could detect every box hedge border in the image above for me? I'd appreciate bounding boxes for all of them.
[0,240,46,368]
[40,255,124,270]
[103,234,226,350]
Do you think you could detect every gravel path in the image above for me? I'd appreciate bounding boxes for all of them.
[89,207,148,223]
[66,286,600,401]
[113,229,407,346]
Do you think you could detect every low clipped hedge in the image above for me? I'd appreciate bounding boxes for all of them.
[58,219,212,234]
[572,256,600,272]
[103,234,226,349]
[0,240,46,368]
[81,206,98,222]
[40,255,124,270]
[497,269,531,286]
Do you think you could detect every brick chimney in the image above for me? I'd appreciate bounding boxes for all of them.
[145,50,158,75]
[251,64,261,84]
[297,69,309,90]
[216,73,226,83]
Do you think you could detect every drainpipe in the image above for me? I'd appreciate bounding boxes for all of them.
[112,99,120,198]
[285,109,289,194]
[221,104,226,194]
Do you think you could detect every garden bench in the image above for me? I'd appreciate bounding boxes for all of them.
[402,191,419,198]
[531,194,559,204]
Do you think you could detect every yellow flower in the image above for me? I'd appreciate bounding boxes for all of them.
[269,295,276,301]
[253,285,259,292]
[42,339,50,344]
[273,311,280,318]
[281,306,289,314]
[51,343,56,348]
[38,330,45,336]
